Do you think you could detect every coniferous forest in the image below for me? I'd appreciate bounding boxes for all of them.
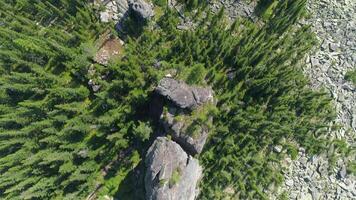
[0,0,353,200]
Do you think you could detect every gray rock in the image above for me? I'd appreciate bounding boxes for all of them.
[191,87,214,106]
[161,109,210,155]
[299,157,308,167]
[310,57,320,67]
[309,187,320,200]
[285,179,294,187]
[329,43,338,52]
[145,137,202,200]
[338,164,347,179]
[155,78,214,155]
[88,79,101,92]
[129,0,154,20]
[155,78,213,110]
[95,0,125,22]
[273,145,283,153]
[209,0,257,21]
[317,162,328,176]
[156,78,197,109]
[77,149,89,158]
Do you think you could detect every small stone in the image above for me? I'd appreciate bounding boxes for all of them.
[317,162,328,176]
[338,164,347,179]
[329,43,338,52]
[299,147,306,153]
[321,40,328,50]
[77,149,89,158]
[92,84,101,92]
[223,186,235,195]
[311,57,320,67]
[273,145,283,153]
[309,187,320,200]
[300,192,313,200]
[285,179,294,187]
[304,176,311,182]
[290,191,298,199]
[338,182,349,191]
[177,25,190,30]
[88,79,101,92]
[299,157,308,167]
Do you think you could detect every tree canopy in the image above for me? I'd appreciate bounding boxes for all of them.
[0,0,347,199]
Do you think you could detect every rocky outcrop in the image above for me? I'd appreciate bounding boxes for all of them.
[129,0,154,20]
[95,0,154,26]
[161,106,211,155]
[145,137,202,200]
[155,78,214,155]
[155,78,214,110]
[145,78,215,199]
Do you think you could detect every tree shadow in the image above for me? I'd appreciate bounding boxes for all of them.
[254,0,274,18]
[115,10,147,40]
[114,160,146,200]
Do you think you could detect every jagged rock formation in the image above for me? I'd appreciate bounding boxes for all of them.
[145,137,202,200]
[155,78,214,110]
[160,106,211,155]
[145,78,215,199]
[155,78,214,155]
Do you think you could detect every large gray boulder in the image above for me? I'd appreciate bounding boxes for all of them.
[129,0,154,20]
[154,78,215,155]
[155,78,214,110]
[161,107,211,155]
[145,137,202,200]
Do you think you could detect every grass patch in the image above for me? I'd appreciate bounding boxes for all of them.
[169,168,181,187]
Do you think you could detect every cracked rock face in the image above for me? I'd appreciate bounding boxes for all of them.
[145,79,215,199]
[161,106,210,155]
[145,137,202,200]
[154,78,215,155]
[155,78,214,110]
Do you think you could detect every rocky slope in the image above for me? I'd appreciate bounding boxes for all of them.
[210,0,356,199]
[276,0,356,199]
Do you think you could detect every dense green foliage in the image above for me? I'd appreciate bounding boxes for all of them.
[0,1,147,199]
[345,69,356,85]
[0,0,343,199]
